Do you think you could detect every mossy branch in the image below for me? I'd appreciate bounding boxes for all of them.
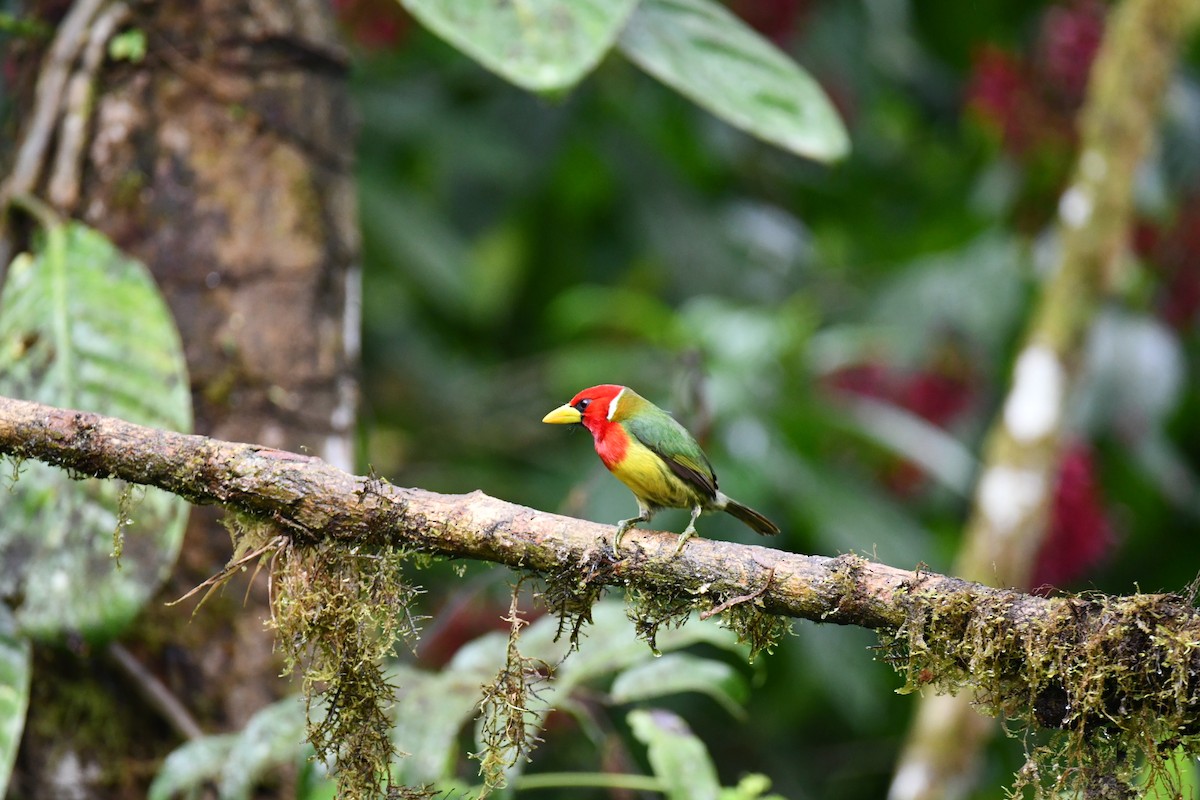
[0,395,972,632]
[4,392,1200,786]
[896,0,1200,794]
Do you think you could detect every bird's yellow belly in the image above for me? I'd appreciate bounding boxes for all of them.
[607,437,701,509]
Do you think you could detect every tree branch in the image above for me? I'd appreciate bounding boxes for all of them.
[3,393,1200,739]
[0,395,925,629]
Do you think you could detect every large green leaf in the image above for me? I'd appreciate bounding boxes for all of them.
[619,0,849,162]
[0,606,30,797]
[0,222,192,640]
[610,653,747,719]
[628,709,721,800]
[399,0,639,92]
[389,666,486,786]
[148,734,240,800]
[218,697,310,800]
[1144,744,1200,799]
[149,697,316,800]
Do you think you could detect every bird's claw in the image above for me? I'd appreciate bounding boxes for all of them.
[673,526,697,556]
[613,519,635,553]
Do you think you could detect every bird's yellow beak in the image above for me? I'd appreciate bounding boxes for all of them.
[542,404,582,424]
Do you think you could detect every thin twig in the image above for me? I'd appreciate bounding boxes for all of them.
[700,568,774,620]
[168,534,287,610]
[47,1,130,210]
[107,641,205,741]
[5,0,107,194]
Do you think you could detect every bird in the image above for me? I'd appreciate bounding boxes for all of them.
[542,384,780,555]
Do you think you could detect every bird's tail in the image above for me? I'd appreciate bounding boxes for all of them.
[723,499,781,536]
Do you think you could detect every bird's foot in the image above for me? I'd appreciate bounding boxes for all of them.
[613,519,637,553]
[673,525,698,556]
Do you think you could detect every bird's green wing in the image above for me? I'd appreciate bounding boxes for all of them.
[624,410,718,499]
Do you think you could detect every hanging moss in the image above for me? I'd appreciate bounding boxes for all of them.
[473,584,549,796]
[110,481,136,567]
[539,549,611,650]
[883,585,1200,798]
[625,585,695,654]
[271,529,423,800]
[717,602,793,663]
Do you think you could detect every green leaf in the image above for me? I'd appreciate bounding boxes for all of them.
[390,666,487,785]
[218,697,309,799]
[150,697,315,800]
[783,453,932,567]
[0,606,30,797]
[399,0,639,92]
[719,773,786,800]
[619,0,849,162]
[149,734,239,800]
[107,28,146,63]
[1144,744,1200,799]
[610,653,748,719]
[0,222,192,640]
[628,709,721,800]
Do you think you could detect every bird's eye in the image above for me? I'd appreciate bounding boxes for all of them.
[574,398,592,413]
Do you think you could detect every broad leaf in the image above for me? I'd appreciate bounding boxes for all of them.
[390,666,486,786]
[149,734,239,800]
[150,697,316,800]
[0,222,192,640]
[611,653,747,718]
[218,697,309,799]
[1144,744,1200,799]
[400,0,639,92]
[619,0,849,162]
[628,709,721,800]
[0,606,30,797]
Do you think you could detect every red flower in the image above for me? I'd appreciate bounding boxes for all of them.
[825,358,976,495]
[333,0,410,50]
[1032,442,1114,591]
[1136,196,1200,328]
[1036,0,1106,107]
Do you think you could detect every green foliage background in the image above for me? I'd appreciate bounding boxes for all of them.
[347,0,1200,797]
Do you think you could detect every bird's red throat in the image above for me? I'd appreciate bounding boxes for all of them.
[584,417,628,471]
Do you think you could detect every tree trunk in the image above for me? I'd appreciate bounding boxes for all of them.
[4,1,359,796]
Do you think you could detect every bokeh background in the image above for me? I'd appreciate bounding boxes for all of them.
[333,0,1200,797]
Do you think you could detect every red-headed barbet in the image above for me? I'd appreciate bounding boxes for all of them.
[543,384,780,554]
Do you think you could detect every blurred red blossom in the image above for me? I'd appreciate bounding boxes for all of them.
[826,360,974,429]
[332,0,410,50]
[729,0,811,44]
[1032,441,1115,592]
[965,0,1106,155]
[825,358,975,494]
[1134,196,1200,329]
[1036,0,1106,106]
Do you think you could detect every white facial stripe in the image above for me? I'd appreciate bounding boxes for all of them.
[607,387,626,421]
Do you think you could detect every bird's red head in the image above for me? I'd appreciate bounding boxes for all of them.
[542,384,627,435]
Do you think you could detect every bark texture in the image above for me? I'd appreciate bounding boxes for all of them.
[3,1,358,796]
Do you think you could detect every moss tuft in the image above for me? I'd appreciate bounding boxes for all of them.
[473,583,549,796]
[110,481,138,567]
[884,586,1200,798]
[625,585,694,655]
[540,550,610,650]
[717,602,793,662]
[272,530,423,800]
